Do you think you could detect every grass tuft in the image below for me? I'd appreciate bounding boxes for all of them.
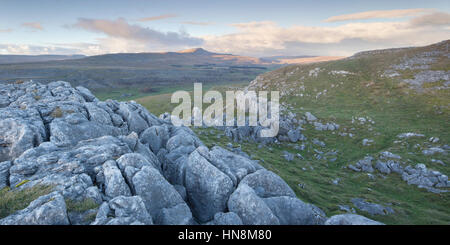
[0,185,53,219]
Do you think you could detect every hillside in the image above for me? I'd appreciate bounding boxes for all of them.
[183,40,449,224]
[0,49,343,99]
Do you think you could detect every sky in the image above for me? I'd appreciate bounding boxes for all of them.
[0,0,449,57]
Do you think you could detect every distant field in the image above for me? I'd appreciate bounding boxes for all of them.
[94,81,249,116]
[0,49,281,92]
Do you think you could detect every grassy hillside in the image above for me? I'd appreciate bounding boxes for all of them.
[225,40,449,224]
[98,40,450,224]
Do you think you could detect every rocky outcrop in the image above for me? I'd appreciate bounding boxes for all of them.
[0,81,342,225]
[348,152,449,193]
[325,214,384,225]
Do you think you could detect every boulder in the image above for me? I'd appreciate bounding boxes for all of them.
[185,149,234,222]
[325,214,384,225]
[155,203,193,225]
[0,117,44,162]
[351,198,394,216]
[240,169,296,198]
[140,126,169,153]
[263,196,326,225]
[132,166,187,220]
[227,183,279,225]
[109,195,153,225]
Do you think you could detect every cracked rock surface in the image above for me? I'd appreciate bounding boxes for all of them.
[0,81,380,225]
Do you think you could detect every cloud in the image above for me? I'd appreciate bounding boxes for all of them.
[0,44,80,55]
[409,12,450,27]
[72,18,203,48]
[0,28,12,33]
[324,9,431,22]
[138,14,177,22]
[22,22,44,31]
[203,18,450,56]
[181,21,214,26]
[3,10,449,57]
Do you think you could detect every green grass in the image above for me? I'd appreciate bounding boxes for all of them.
[0,185,53,219]
[135,82,249,116]
[65,198,99,213]
[195,126,450,225]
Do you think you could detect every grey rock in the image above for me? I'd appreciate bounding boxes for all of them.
[109,195,153,225]
[429,137,439,143]
[332,178,341,185]
[325,214,384,225]
[380,151,401,160]
[386,161,404,174]
[91,202,112,225]
[350,156,374,172]
[305,112,317,121]
[283,151,295,161]
[312,138,326,147]
[155,203,193,225]
[84,103,113,126]
[263,196,326,225]
[49,113,120,147]
[185,149,234,222]
[397,133,425,139]
[76,86,97,102]
[173,185,187,201]
[0,117,45,162]
[375,160,391,174]
[0,191,69,225]
[351,198,395,216]
[103,160,131,198]
[338,205,355,213]
[68,208,98,225]
[84,186,103,204]
[117,103,149,135]
[240,169,296,198]
[115,153,154,172]
[198,146,262,186]
[132,166,186,220]
[423,147,446,155]
[208,212,243,225]
[140,126,169,154]
[362,139,374,146]
[0,161,11,189]
[287,130,301,143]
[227,183,279,225]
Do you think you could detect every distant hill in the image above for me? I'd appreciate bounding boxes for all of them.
[0,54,85,64]
[0,48,335,92]
[263,56,345,64]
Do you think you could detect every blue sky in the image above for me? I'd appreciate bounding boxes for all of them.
[0,0,449,56]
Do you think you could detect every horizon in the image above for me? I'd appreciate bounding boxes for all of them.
[1,41,448,59]
[1,0,449,57]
